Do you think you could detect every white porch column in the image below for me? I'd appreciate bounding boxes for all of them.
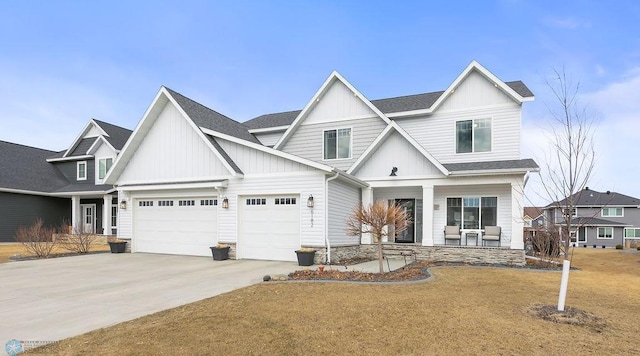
[511,183,525,249]
[361,187,373,244]
[422,185,434,246]
[103,195,112,236]
[71,195,81,234]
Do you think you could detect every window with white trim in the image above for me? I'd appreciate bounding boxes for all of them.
[624,228,640,238]
[158,200,174,207]
[98,158,113,179]
[111,205,117,227]
[246,198,267,205]
[275,197,297,205]
[446,196,497,229]
[139,201,153,207]
[200,199,218,206]
[323,128,351,159]
[178,200,195,206]
[456,118,491,153]
[601,207,623,217]
[597,227,613,239]
[77,161,87,180]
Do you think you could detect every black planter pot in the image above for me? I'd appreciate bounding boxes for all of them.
[210,246,230,261]
[108,241,127,253]
[295,250,316,266]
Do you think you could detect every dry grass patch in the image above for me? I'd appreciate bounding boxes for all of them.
[0,243,109,264]
[28,248,640,355]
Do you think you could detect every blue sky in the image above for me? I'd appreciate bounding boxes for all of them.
[1,1,638,205]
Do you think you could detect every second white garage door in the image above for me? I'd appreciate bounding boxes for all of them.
[134,197,218,257]
[239,195,300,262]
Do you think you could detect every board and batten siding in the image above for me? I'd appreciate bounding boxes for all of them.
[304,79,377,125]
[396,71,522,164]
[328,178,361,246]
[216,138,315,174]
[281,116,387,171]
[118,102,229,183]
[433,184,512,245]
[217,173,327,247]
[254,131,285,147]
[353,131,444,179]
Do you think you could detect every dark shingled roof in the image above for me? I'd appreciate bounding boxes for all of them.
[53,183,114,193]
[0,141,70,192]
[443,159,539,172]
[549,189,640,208]
[206,136,244,175]
[243,81,534,130]
[561,217,631,227]
[68,137,98,156]
[93,119,132,150]
[165,87,260,144]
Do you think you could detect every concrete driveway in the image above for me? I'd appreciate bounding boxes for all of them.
[0,253,300,352]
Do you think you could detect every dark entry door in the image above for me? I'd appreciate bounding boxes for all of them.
[395,199,415,243]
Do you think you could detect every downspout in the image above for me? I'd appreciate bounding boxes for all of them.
[324,172,340,264]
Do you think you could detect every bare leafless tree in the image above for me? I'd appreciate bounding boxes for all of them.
[538,68,597,311]
[61,220,97,254]
[346,201,411,273]
[15,219,59,258]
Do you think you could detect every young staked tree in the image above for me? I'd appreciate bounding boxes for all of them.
[539,68,596,311]
[346,201,412,273]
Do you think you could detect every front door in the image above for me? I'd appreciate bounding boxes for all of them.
[395,199,415,243]
[81,204,96,234]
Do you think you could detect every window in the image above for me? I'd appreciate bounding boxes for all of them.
[111,206,117,227]
[597,227,613,239]
[178,200,195,206]
[200,199,218,206]
[323,128,351,159]
[246,198,266,205]
[138,201,153,207]
[275,197,297,205]
[624,228,640,238]
[562,208,577,217]
[456,118,491,153]
[602,207,623,217]
[159,200,174,207]
[446,196,497,229]
[98,158,113,179]
[77,161,87,180]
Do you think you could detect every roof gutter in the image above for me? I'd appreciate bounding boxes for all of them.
[46,155,94,163]
[447,168,540,176]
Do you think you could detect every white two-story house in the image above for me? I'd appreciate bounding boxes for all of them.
[105,61,538,264]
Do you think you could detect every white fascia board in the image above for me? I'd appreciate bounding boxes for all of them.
[274,71,390,149]
[347,124,394,174]
[46,154,94,163]
[201,128,334,173]
[332,170,369,188]
[116,176,231,187]
[117,180,228,192]
[50,189,117,197]
[104,89,169,185]
[447,168,537,176]
[86,136,117,156]
[389,121,450,176]
[90,118,110,137]
[162,88,240,177]
[248,125,289,134]
[62,120,94,157]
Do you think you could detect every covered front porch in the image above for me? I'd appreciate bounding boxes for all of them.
[53,192,119,236]
[359,178,525,250]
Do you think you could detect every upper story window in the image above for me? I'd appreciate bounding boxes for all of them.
[602,207,623,217]
[324,128,351,160]
[562,208,577,217]
[77,161,87,181]
[456,118,491,153]
[98,158,113,179]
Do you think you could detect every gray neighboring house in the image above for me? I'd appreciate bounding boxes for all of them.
[0,119,132,242]
[543,187,640,248]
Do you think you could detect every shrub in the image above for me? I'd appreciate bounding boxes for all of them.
[615,244,623,250]
[61,220,97,254]
[637,246,640,251]
[15,219,58,258]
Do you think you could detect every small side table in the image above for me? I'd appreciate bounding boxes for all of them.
[466,232,479,246]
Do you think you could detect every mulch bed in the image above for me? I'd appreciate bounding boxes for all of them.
[529,304,607,332]
[9,250,109,262]
[287,259,565,283]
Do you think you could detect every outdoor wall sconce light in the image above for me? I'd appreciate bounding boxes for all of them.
[390,167,398,176]
[307,194,314,208]
[222,197,229,209]
[119,200,127,210]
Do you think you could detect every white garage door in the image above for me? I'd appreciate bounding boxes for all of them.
[134,197,218,257]
[239,195,300,262]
